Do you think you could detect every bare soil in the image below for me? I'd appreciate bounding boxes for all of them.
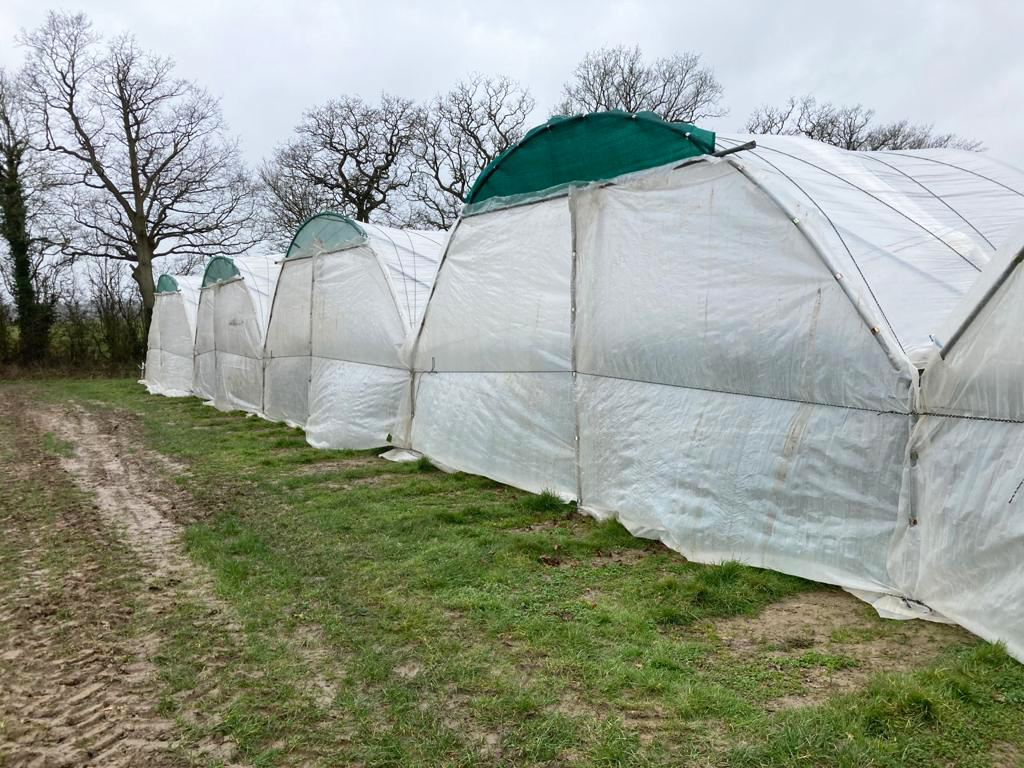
[0,394,244,766]
[989,740,1024,768]
[0,494,179,767]
[713,588,972,710]
[1,393,350,767]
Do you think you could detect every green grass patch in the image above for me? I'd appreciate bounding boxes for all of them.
[7,377,1023,767]
[40,430,76,458]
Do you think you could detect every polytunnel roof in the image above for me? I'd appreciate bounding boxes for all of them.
[713,134,1024,363]
[156,273,202,305]
[286,212,367,260]
[282,211,445,329]
[201,255,241,287]
[932,220,1024,361]
[465,111,716,205]
[156,274,181,293]
[198,254,281,338]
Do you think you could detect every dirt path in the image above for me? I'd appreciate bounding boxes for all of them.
[33,404,226,598]
[0,394,242,767]
[0,518,178,767]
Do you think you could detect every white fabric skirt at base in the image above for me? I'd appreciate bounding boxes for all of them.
[192,350,216,402]
[411,370,577,498]
[214,351,264,414]
[305,358,410,450]
[142,350,194,397]
[575,372,908,595]
[263,356,311,428]
[899,415,1024,661]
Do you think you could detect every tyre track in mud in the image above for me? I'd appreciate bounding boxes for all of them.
[0,392,243,767]
[0,505,180,768]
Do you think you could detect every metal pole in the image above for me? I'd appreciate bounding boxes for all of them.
[711,140,757,158]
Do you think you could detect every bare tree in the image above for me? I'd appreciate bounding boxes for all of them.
[0,67,70,362]
[159,251,206,277]
[260,94,424,242]
[557,45,725,123]
[409,74,534,229]
[87,258,144,362]
[258,155,333,248]
[745,96,982,151]
[19,12,259,331]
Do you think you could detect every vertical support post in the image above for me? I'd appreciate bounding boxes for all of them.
[307,250,318,415]
[568,187,584,506]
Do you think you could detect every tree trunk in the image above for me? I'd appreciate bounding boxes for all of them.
[132,238,156,345]
[0,148,50,363]
[0,299,11,362]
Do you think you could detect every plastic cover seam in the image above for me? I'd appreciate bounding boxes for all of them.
[422,367,908,416]
[268,354,408,372]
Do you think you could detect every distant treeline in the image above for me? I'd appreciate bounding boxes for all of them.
[0,264,145,374]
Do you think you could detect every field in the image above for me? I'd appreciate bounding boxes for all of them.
[1,379,1022,767]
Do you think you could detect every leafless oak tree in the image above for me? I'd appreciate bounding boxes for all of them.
[409,75,534,229]
[745,96,982,151]
[556,45,725,123]
[258,156,332,247]
[260,94,423,241]
[19,12,259,329]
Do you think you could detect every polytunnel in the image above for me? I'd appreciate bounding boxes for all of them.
[141,273,201,397]
[193,254,281,413]
[262,213,444,448]
[904,226,1024,660]
[407,110,1024,657]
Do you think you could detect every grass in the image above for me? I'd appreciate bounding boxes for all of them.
[4,377,1024,767]
[40,430,76,458]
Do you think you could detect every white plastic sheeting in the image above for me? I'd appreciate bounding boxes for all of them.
[141,275,201,397]
[408,136,1024,657]
[898,229,1024,659]
[412,200,575,495]
[192,255,280,413]
[262,217,443,448]
[717,135,1024,363]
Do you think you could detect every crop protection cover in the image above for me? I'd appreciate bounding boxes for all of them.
[193,254,281,413]
[142,273,202,397]
[408,133,1024,657]
[262,214,444,448]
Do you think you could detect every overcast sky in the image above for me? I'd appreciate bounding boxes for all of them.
[1,0,1022,169]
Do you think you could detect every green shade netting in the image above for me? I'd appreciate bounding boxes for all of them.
[155,274,179,293]
[286,212,367,260]
[202,256,241,287]
[465,111,716,205]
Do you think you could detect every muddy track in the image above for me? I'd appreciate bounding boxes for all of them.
[0,393,243,767]
[33,404,227,595]
[0,513,177,767]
